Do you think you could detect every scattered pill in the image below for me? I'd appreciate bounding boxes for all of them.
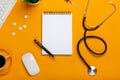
[23,25,27,28]
[11,32,16,36]
[24,15,28,19]
[18,27,23,31]
[11,15,29,36]
[12,22,16,26]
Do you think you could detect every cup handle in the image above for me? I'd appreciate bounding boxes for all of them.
[6,55,11,59]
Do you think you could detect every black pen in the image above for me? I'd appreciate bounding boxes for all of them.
[34,39,54,57]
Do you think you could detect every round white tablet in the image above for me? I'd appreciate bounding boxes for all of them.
[18,27,23,31]
[24,15,28,19]
[23,25,27,28]
[11,32,16,36]
[12,22,16,26]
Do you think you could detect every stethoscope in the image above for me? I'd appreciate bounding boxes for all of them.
[77,0,116,76]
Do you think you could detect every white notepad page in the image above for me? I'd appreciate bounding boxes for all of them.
[42,12,72,55]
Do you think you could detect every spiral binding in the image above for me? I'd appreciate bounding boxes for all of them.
[43,12,72,15]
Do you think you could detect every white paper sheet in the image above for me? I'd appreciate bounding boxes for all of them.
[42,12,72,55]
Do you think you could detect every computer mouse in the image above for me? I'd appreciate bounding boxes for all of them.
[22,52,40,76]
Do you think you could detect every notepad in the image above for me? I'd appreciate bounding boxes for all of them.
[42,12,72,55]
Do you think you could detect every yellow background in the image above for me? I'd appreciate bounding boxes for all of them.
[0,0,120,79]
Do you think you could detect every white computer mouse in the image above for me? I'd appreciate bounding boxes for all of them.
[22,52,40,76]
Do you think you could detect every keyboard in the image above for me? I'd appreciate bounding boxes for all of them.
[0,0,17,28]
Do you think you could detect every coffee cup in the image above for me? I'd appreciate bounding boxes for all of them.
[0,54,10,71]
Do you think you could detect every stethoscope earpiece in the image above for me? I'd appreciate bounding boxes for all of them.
[109,1,113,4]
[88,66,97,76]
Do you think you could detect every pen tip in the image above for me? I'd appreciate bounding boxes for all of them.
[34,39,37,42]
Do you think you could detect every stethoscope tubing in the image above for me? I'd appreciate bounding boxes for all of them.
[77,0,116,76]
[77,28,107,69]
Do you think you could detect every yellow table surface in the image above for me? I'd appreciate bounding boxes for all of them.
[0,0,120,79]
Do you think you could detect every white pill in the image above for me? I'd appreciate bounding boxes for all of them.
[12,32,16,36]
[23,25,27,28]
[24,15,28,19]
[12,22,16,26]
[18,27,23,31]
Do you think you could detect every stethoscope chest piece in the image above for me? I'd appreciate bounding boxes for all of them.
[88,66,97,76]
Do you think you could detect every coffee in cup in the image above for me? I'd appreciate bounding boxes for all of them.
[0,54,10,70]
